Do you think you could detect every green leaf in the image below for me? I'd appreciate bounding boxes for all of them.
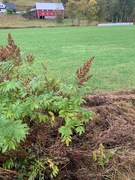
[61,136,72,146]
[0,118,29,152]
[75,126,85,135]
[38,113,48,123]
[59,126,73,137]
[2,144,9,153]
[98,157,105,169]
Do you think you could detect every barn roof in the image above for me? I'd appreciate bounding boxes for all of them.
[35,3,64,10]
[3,3,16,10]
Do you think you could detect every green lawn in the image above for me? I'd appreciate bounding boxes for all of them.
[0,26,135,93]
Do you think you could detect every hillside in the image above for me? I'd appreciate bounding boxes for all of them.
[11,0,63,11]
[11,0,41,11]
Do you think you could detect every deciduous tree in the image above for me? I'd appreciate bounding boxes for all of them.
[97,0,108,22]
[82,0,100,23]
[66,0,78,25]
[106,0,135,22]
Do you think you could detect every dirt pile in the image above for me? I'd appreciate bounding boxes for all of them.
[56,89,135,180]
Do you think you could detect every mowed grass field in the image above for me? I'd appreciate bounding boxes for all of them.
[0,26,135,93]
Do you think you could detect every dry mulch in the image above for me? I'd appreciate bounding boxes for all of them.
[55,89,135,180]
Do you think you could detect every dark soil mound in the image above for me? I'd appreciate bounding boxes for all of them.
[55,89,135,180]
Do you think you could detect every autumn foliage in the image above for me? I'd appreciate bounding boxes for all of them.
[76,56,94,86]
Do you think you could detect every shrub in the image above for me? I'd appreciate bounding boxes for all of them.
[56,10,63,23]
[6,8,13,14]
[0,34,93,179]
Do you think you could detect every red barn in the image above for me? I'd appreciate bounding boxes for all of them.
[35,3,64,19]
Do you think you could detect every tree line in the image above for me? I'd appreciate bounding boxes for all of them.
[61,0,135,24]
